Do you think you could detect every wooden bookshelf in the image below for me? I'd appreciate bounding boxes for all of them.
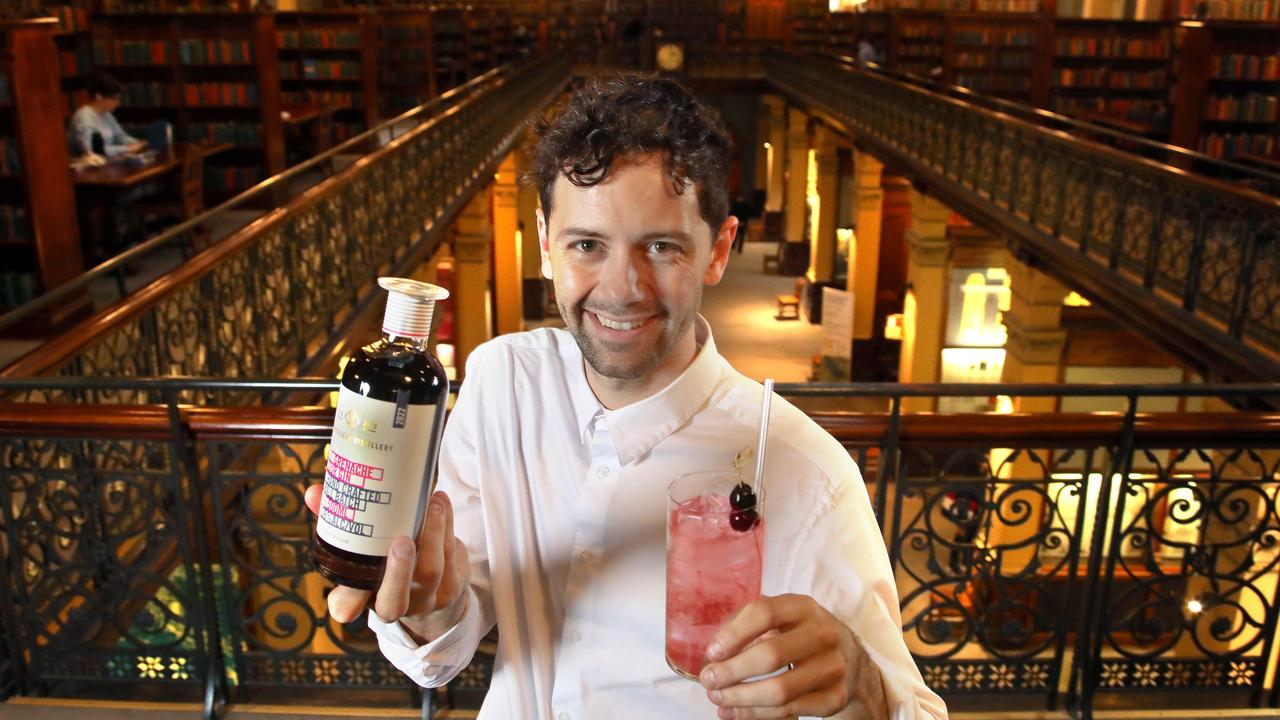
[377,7,433,117]
[947,12,1041,102]
[92,12,284,198]
[432,6,468,91]
[1170,20,1280,159]
[1049,18,1173,137]
[893,9,947,77]
[45,1,94,120]
[0,19,85,327]
[277,10,378,145]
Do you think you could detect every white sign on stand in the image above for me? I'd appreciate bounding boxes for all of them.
[820,287,853,360]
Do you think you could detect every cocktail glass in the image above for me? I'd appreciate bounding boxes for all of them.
[665,471,764,679]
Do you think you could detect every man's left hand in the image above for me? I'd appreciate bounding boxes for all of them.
[699,594,888,720]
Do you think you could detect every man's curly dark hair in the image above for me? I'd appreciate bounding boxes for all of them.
[525,74,732,236]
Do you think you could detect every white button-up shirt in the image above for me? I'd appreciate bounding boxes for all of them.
[368,317,947,720]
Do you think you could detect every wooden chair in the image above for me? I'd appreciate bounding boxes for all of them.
[762,239,782,274]
[776,276,803,320]
[137,145,209,255]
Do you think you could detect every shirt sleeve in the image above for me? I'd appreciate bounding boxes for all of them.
[69,108,95,157]
[366,586,487,688]
[804,466,949,720]
[368,345,497,686]
[104,112,139,157]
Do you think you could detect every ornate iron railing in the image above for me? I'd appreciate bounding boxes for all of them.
[766,49,1280,385]
[0,57,570,401]
[0,379,1277,719]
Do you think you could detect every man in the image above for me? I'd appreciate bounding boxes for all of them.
[306,76,946,720]
[69,73,145,159]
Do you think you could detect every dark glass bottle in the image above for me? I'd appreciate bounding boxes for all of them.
[313,278,450,590]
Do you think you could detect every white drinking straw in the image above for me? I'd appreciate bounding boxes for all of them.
[752,378,774,499]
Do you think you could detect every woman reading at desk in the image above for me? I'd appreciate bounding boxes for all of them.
[68,72,146,159]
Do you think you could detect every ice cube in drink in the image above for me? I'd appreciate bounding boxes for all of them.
[665,485,763,679]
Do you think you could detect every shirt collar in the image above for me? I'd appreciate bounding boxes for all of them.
[603,316,723,465]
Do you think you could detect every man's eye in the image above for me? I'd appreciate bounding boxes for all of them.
[572,240,599,253]
[649,241,678,255]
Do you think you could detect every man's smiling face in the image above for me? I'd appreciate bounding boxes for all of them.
[537,152,735,396]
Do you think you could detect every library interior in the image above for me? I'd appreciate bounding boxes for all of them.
[0,0,1278,718]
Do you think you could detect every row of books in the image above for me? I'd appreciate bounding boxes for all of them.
[897,44,943,58]
[1178,0,1279,18]
[953,29,1036,47]
[1056,37,1168,58]
[381,47,432,64]
[1200,131,1275,157]
[179,39,254,65]
[279,30,361,50]
[204,165,264,193]
[185,82,260,107]
[0,271,38,309]
[295,59,363,80]
[1204,93,1278,121]
[957,74,1032,92]
[122,82,179,107]
[48,3,90,34]
[973,0,1040,10]
[283,90,362,111]
[1055,68,1165,88]
[94,39,169,66]
[187,122,261,146]
[381,69,431,86]
[1212,54,1280,80]
[0,138,21,176]
[955,52,1035,68]
[60,46,93,77]
[0,206,30,244]
[381,26,431,42]
[899,24,943,39]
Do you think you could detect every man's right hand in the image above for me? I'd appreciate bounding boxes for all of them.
[304,486,471,644]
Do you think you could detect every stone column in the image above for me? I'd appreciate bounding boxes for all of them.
[453,185,494,374]
[808,125,841,284]
[784,106,811,250]
[1000,253,1068,406]
[492,155,522,336]
[898,188,951,413]
[763,95,787,213]
[849,151,885,355]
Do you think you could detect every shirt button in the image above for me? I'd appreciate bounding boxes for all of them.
[559,713,571,720]
[568,630,582,642]
[578,550,593,563]
[596,467,610,479]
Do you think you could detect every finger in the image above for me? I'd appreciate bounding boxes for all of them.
[414,492,449,601]
[715,702,798,720]
[429,491,460,609]
[716,686,848,720]
[707,652,837,711]
[372,537,417,622]
[707,595,808,663]
[327,585,372,624]
[702,625,820,690]
[304,483,323,516]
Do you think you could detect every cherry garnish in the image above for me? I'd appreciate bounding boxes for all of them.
[729,481,759,532]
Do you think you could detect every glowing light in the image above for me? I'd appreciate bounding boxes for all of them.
[884,313,903,341]
[1187,599,1203,614]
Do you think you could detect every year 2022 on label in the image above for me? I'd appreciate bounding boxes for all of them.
[317,386,436,556]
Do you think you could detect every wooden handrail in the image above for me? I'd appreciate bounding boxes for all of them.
[4,404,1275,448]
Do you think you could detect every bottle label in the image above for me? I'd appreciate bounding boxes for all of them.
[317,386,436,556]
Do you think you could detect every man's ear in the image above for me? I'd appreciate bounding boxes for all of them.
[537,207,553,280]
[703,215,738,286]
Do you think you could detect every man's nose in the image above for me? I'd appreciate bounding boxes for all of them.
[596,248,649,305]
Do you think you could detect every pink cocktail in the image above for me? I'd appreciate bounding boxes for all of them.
[665,471,764,679]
